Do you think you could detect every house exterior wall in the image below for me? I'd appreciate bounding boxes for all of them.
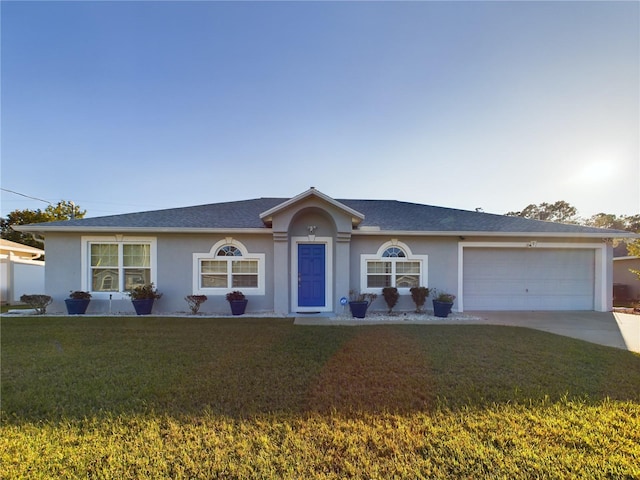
[42,232,276,314]
[159,233,275,313]
[349,236,458,312]
[43,233,82,313]
[40,225,615,314]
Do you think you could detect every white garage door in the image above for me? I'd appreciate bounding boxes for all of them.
[463,248,595,310]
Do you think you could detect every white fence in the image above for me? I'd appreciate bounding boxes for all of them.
[0,258,45,304]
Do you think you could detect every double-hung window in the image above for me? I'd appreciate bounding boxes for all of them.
[83,237,156,294]
[361,241,427,292]
[193,240,265,295]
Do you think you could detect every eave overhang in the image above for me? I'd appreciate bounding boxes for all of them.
[13,225,275,235]
[14,224,638,240]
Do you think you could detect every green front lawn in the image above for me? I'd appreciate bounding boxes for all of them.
[2,316,639,479]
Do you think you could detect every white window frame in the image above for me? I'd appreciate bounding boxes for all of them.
[360,240,428,294]
[81,236,157,300]
[193,238,265,295]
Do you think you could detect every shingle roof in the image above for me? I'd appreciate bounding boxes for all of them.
[17,196,631,236]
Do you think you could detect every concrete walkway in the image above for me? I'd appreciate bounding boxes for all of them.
[295,311,640,353]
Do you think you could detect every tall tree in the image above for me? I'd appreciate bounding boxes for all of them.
[1,200,86,248]
[585,213,640,232]
[505,200,578,224]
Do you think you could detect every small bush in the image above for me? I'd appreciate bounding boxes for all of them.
[19,294,52,314]
[185,295,208,314]
[410,286,430,312]
[129,284,162,300]
[226,291,245,302]
[382,287,399,313]
[69,290,92,300]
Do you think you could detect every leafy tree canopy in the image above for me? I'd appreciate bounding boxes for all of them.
[505,200,578,224]
[1,200,86,248]
[584,213,640,232]
[506,201,640,281]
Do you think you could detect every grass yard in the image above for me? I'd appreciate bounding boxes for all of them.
[2,316,639,479]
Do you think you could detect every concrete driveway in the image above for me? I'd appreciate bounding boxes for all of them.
[295,311,640,353]
[467,311,640,353]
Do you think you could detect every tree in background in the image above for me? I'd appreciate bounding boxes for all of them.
[584,213,640,232]
[507,202,640,282]
[1,200,86,248]
[628,240,640,282]
[505,200,578,224]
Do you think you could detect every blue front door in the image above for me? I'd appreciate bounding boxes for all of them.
[298,244,326,307]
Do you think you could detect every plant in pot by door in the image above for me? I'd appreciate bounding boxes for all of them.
[348,290,378,319]
[410,286,430,313]
[65,290,92,315]
[226,290,248,315]
[129,283,162,315]
[432,290,456,318]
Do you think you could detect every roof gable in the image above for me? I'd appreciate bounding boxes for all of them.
[259,188,365,227]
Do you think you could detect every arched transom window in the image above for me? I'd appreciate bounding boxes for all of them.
[193,239,265,295]
[217,245,242,257]
[361,241,427,291]
[382,247,406,258]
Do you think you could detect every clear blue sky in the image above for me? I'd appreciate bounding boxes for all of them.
[1,1,638,219]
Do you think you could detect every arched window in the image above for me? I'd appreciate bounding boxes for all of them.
[382,247,406,258]
[217,245,242,257]
[193,239,265,295]
[361,241,427,291]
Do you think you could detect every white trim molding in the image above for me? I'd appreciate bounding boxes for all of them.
[192,238,265,295]
[81,235,157,300]
[291,236,334,313]
[360,239,428,295]
[457,241,608,312]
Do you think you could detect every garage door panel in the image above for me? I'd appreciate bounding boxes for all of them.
[463,248,595,311]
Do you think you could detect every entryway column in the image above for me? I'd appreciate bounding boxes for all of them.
[273,232,289,315]
[335,232,352,310]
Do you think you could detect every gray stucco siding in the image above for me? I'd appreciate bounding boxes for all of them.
[42,233,83,313]
[157,233,275,314]
[40,232,276,315]
[30,188,623,315]
[348,235,460,312]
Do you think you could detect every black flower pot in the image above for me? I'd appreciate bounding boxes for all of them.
[65,298,90,315]
[432,300,453,318]
[349,301,369,319]
[229,299,248,315]
[132,298,155,315]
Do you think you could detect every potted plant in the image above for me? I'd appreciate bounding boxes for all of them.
[185,295,208,314]
[226,290,248,315]
[65,290,92,315]
[382,287,399,314]
[348,290,378,318]
[432,290,456,318]
[129,283,162,315]
[410,286,430,313]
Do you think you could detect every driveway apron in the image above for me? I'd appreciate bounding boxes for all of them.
[468,311,640,353]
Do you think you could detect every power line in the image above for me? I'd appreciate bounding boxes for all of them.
[1,188,52,205]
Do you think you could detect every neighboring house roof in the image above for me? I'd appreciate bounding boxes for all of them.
[14,189,638,238]
[0,239,44,260]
